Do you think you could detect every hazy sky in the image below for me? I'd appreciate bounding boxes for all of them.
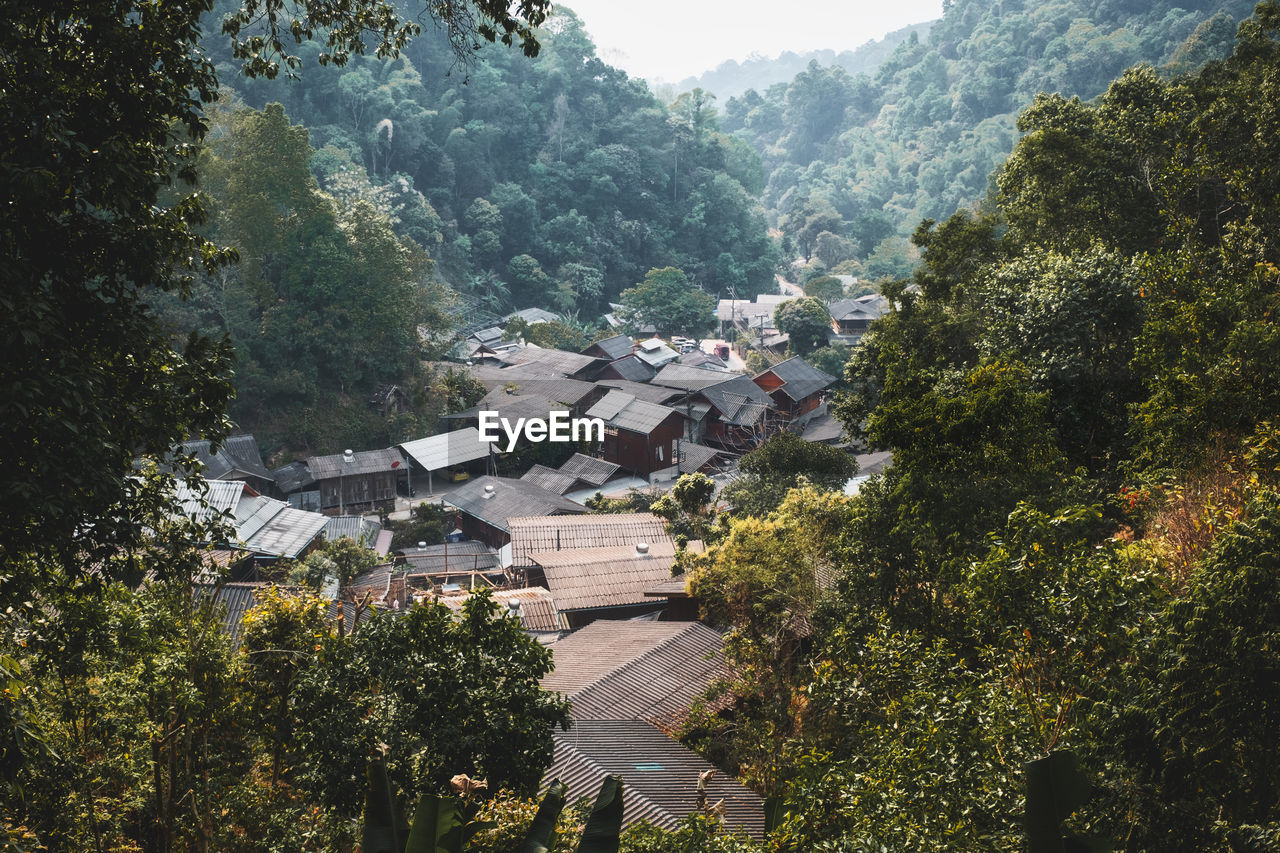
[558,1,946,83]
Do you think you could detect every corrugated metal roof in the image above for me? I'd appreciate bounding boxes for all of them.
[198,583,371,645]
[632,341,679,368]
[697,376,773,426]
[594,380,683,405]
[445,394,570,424]
[498,345,602,377]
[323,516,381,547]
[521,465,577,495]
[544,720,763,836]
[480,378,598,407]
[544,620,724,722]
[651,363,736,392]
[677,442,720,474]
[584,334,634,361]
[508,307,560,325]
[604,354,656,383]
[756,356,835,402]
[239,499,328,559]
[444,476,587,532]
[508,514,672,569]
[801,413,847,444]
[586,391,683,435]
[435,586,562,632]
[557,453,620,487]
[174,479,244,524]
[530,541,681,612]
[271,461,315,494]
[179,435,272,481]
[307,447,404,480]
[398,428,492,472]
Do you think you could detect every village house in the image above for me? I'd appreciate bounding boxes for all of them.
[307,447,404,514]
[585,390,687,480]
[444,475,587,551]
[526,540,689,628]
[752,355,836,425]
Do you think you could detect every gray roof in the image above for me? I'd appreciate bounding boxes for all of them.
[445,394,569,424]
[307,447,405,480]
[323,516,381,548]
[508,307,560,325]
[271,461,315,494]
[179,435,272,482]
[584,334,634,361]
[174,479,244,524]
[677,349,727,371]
[558,453,620,487]
[479,377,598,407]
[756,356,836,402]
[651,363,738,392]
[529,541,683,613]
[234,492,329,558]
[586,391,683,435]
[198,583,372,645]
[521,465,578,495]
[444,476,587,533]
[398,428,492,472]
[595,380,685,406]
[498,345,602,377]
[677,442,720,474]
[801,413,847,444]
[632,339,679,368]
[603,354,656,383]
[507,513,672,569]
[400,541,502,576]
[545,720,764,837]
[697,376,774,427]
[544,620,725,723]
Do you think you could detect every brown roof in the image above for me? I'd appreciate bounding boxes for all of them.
[543,620,725,723]
[530,541,681,613]
[507,513,672,569]
[434,587,563,632]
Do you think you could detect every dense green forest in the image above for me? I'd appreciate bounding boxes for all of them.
[6,0,1280,849]
[157,3,781,452]
[722,0,1259,280]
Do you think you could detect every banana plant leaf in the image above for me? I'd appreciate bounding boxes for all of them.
[517,780,569,853]
[404,792,465,853]
[575,774,623,853]
[362,758,409,853]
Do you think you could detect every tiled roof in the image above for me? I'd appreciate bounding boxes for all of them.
[398,428,492,472]
[756,356,836,402]
[530,541,682,612]
[307,447,404,480]
[557,453,620,487]
[544,720,764,836]
[444,476,587,533]
[507,513,672,569]
[584,334,634,361]
[521,464,578,495]
[586,391,683,435]
[543,620,725,722]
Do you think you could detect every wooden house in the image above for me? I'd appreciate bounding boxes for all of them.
[752,356,836,423]
[307,447,403,513]
[585,390,687,480]
[443,475,586,550]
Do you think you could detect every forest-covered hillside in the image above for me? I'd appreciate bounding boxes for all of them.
[670,22,934,102]
[722,0,1258,279]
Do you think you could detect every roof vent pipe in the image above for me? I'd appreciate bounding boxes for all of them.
[343,449,355,463]
[418,541,427,551]
[483,484,496,499]
[636,542,650,557]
